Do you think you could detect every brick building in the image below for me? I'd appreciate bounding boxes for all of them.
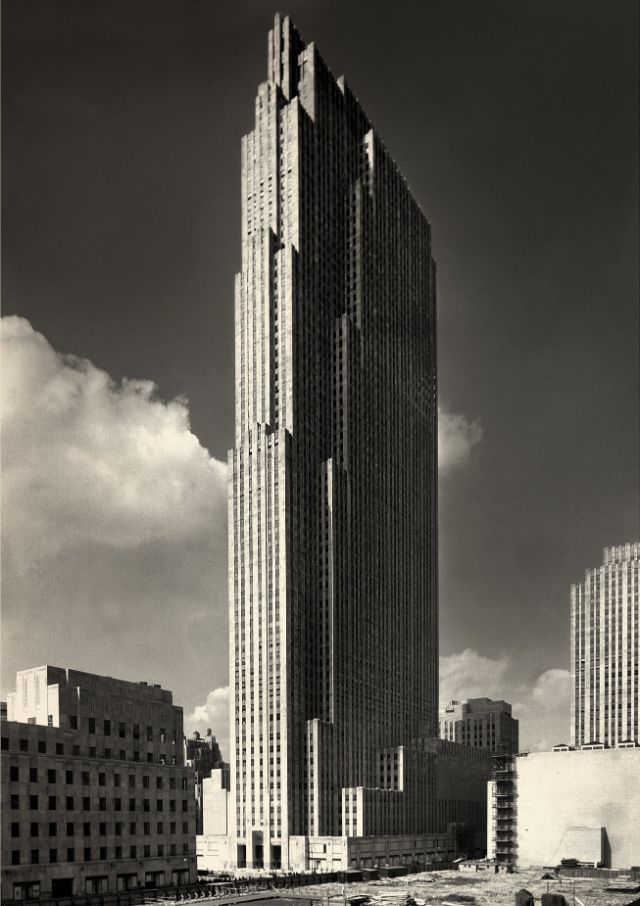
[1,666,197,900]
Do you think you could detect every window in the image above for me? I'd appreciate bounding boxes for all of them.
[129,822,136,834]
[156,776,163,790]
[84,847,91,861]
[143,775,150,789]
[89,746,96,757]
[119,723,126,738]
[129,798,136,811]
[48,769,56,783]
[144,822,150,835]
[31,850,40,864]
[170,823,176,834]
[147,752,154,764]
[182,822,188,834]
[66,796,74,810]
[99,798,106,811]
[48,795,56,809]
[130,845,137,858]
[1,736,9,750]
[69,715,78,729]
[99,773,106,786]
[50,849,57,864]
[128,775,135,789]
[143,799,150,812]
[104,748,111,759]
[11,851,20,866]
[143,845,151,858]
[133,724,140,740]
[30,767,38,782]
[20,738,28,751]
[156,800,163,812]
[146,726,153,741]
[119,749,126,760]
[31,822,39,837]
[10,766,19,781]
[82,771,90,785]
[49,822,57,836]
[181,800,188,813]
[67,848,75,862]
[83,797,90,811]
[30,795,39,809]
[11,822,20,837]
[158,844,164,857]
[88,717,96,734]
[159,729,166,743]
[114,773,121,787]
[115,845,122,859]
[100,846,107,860]
[99,823,107,836]
[115,822,122,836]
[38,740,47,753]
[114,798,122,812]
[56,743,64,755]
[83,823,91,837]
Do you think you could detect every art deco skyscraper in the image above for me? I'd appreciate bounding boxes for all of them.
[571,542,640,748]
[228,14,438,870]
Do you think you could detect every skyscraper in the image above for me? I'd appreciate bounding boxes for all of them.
[228,14,438,870]
[439,697,519,754]
[570,542,640,748]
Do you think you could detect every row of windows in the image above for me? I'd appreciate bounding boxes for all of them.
[7,766,187,789]
[67,718,174,743]
[1,737,177,763]
[9,820,190,837]
[10,842,192,865]
[9,794,190,812]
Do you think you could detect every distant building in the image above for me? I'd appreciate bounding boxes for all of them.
[1,666,197,901]
[571,542,640,747]
[487,748,640,869]
[184,730,227,834]
[439,698,519,754]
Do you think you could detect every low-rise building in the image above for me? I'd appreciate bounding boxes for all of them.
[487,747,640,869]
[1,666,197,900]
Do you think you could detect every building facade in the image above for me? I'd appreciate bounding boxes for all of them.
[185,730,227,834]
[487,748,640,870]
[439,698,519,754]
[570,542,640,747]
[1,667,197,901]
[228,13,438,870]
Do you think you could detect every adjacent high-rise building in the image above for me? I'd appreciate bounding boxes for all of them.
[570,542,640,748]
[228,13,438,870]
[439,698,519,754]
[2,666,197,901]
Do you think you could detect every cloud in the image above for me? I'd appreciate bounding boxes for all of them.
[438,406,483,473]
[1,316,229,714]
[186,686,230,757]
[531,667,571,703]
[439,648,510,703]
[440,650,572,751]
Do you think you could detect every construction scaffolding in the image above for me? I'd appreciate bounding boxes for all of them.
[492,753,517,870]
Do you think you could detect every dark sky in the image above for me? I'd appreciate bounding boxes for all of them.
[2,0,639,746]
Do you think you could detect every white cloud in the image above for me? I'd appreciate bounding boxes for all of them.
[2,316,227,569]
[440,650,573,752]
[1,316,229,715]
[438,406,483,473]
[439,648,510,703]
[186,686,230,757]
[531,667,571,703]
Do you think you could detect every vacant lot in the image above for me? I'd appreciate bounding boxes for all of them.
[287,869,640,906]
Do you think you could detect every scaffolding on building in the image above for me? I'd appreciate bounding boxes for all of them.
[492,753,517,870]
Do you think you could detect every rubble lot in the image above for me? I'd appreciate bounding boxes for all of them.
[284,870,640,906]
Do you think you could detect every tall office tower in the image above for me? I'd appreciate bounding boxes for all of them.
[571,542,640,748]
[229,14,438,870]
